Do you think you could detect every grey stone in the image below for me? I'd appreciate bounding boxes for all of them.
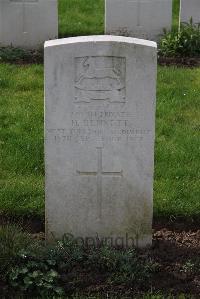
[0,0,58,49]
[45,36,157,248]
[180,0,200,25]
[105,0,172,41]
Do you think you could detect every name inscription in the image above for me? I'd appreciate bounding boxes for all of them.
[46,110,152,144]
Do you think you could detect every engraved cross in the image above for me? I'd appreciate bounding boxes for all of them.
[77,147,123,218]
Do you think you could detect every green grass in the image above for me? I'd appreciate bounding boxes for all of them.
[155,67,200,219]
[0,64,199,219]
[172,0,180,31]
[58,0,104,37]
[58,0,180,37]
[0,64,44,216]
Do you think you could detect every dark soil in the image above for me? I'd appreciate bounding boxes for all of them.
[0,215,200,296]
[158,56,200,67]
[152,228,200,295]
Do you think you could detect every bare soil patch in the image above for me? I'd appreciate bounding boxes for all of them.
[158,56,200,67]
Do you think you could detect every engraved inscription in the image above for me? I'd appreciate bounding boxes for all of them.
[77,147,123,218]
[46,110,152,144]
[74,56,126,103]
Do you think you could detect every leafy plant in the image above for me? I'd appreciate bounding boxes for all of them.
[159,19,200,57]
[181,260,196,274]
[0,227,158,295]
[5,235,87,296]
[0,224,34,276]
[43,235,85,272]
[86,246,157,287]
[8,251,64,296]
[181,259,200,275]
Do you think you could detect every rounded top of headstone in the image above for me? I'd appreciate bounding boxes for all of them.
[44,35,157,49]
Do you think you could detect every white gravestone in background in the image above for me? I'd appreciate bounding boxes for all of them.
[45,36,157,248]
[180,0,200,25]
[0,0,58,48]
[105,0,172,41]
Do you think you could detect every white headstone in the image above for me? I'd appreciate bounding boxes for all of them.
[45,36,157,248]
[180,0,200,25]
[0,0,58,49]
[105,0,172,41]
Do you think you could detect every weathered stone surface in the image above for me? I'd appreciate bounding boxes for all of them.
[180,0,200,25]
[45,36,157,248]
[0,0,58,49]
[105,0,172,41]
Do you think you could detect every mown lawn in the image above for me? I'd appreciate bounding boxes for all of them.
[0,64,199,219]
[0,64,44,216]
[58,0,104,37]
[0,0,199,220]
[58,0,180,37]
[172,0,180,30]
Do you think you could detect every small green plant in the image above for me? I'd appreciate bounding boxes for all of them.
[181,259,200,276]
[181,260,195,274]
[8,251,64,296]
[0,224,34,276]
[5,234,86,296]
[0,228,158,295]
[86,246,158,287]
[44,235,85,272]
[159,19,200,57]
